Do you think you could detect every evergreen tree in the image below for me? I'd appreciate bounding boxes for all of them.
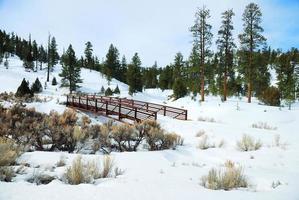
[127,53,143,95]
[239,3,266,103]
[216,9,235,101]
[105,87,113,96]
[59,45,82,93]
[100,86,105,94]
[32,40,38,71]
[173,78,188,100]
[52,77,57,86]
[84,41,93,69]
[103,44,120,83]
[16,78,33,97]
[120,55,128,83]
[114,85,120,94]
[31,78,43,93]
[47,36,59,81]
[190,6,213,101]
[173,52,184,79]
[38,45,47,70]
[187,44,200,95]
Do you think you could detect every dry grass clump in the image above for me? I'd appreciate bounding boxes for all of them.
[197,135,215,150]
[65,155,118,185]
[198,116,216,123]
[196,130,206,137]
[0,137,21,166]
[251,122,277,130]
[56,155,67,167]
[236,134,262,151]
[201,160,248,190]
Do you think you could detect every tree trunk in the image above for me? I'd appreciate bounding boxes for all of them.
[248,82,252,103]
[223,69,227,101]
[201,64,205,102]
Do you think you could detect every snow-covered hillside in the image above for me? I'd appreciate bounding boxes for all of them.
[1,57,299,200]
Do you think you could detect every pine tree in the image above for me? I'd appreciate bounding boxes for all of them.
[84,41,93,69]
[100,86,105,94]
[173,78,188,100]
[188,44,200,95]
[16,78,33,97]
[216,9,235,101]
[105,87,113,96]
[114,85,120,94]
[239,3,266,103]
[190,6,213,102]
[47,36,59,82]
[31,78,43,93]
[103,44,120,83]
[32,40,38,71]
[120,55,127,83]
[59,45,82,93]
[127,53,143,95]
[38,45,47,70]
[52,77,57,86]
[173,52,184,79]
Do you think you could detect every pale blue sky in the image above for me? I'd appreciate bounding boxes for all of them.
[0,0,298,66]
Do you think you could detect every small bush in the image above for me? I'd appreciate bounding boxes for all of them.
[56,155,66,167]
[65,156,85,185]
[196,130,205,137]
[197,135,215,150]
[101,156,114,178]
[259,86,280,106]
[0,167,15,182]
[201,160,248,190]
[65,155,118,185]
[237,135,262,151]
[252,122,277,130]
[198,116,216,123]
[0,137,20,166]
[27,172,55,185]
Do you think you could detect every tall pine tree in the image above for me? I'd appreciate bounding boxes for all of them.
[59,45,82,93]
[216,9,235,101]
[239,3,266,103]
[127,53,143,95]
[190,6,213,102]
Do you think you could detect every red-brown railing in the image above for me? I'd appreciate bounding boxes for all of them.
[66,95,157,122]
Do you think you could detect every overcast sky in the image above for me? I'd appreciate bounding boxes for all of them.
[0,0,298,66]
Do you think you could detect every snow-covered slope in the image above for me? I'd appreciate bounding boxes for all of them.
[1,56,299,200]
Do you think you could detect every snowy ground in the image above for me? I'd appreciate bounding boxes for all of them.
[0,57,299,200]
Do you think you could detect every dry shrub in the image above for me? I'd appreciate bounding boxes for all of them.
[110,124,138,152]
[237,135,262,151]
[56,155,66,167]
[27,171,55,185]
[65,155,119,185]
[65,156,85,185]
[201,160,248,190]
[73,126,85,142]
[0,166,15,182]
[101,155,114,178]
[218,139,225,148]
[251,122,277,130]
[197,135,215,150]
[0,137,21,166]
[198,116,216,123]
[196,130,206,137]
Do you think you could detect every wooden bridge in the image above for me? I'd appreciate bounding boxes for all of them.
[66,95,187,122]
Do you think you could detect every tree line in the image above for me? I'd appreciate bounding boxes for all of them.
[0,2,299,106]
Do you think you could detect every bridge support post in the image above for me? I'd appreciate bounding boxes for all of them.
[185,110,188,120]
[72,95,74,106]
[118,103,121,120]
[86,97,88,109]
[66,95,69,106]
[105,101,108,116]
[134,107,137,121]
[163,106,166,116]
[95,99,98,112]
[79,96,81,107]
